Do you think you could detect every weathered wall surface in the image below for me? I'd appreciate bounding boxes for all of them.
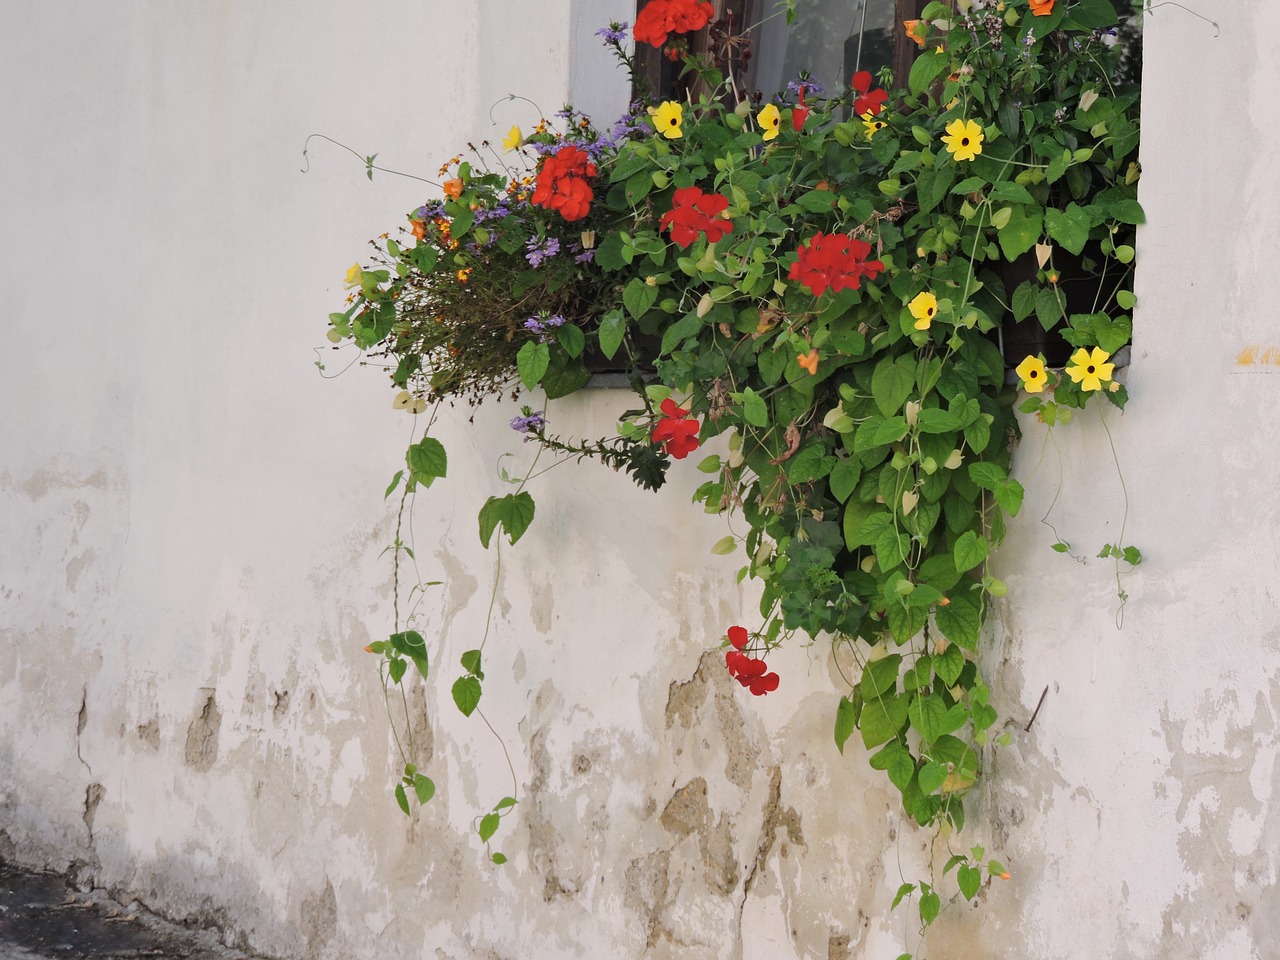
[1,2,1274,959]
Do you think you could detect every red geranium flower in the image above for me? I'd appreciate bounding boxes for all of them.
[659,186,733,248]
[788,232,885,297]
[792,85,810,131]
[531,145,598,222]
[745,672,780,695]
[727,625,749,649]
[851,71,888,117]
[634,0,714,47]
[725,649,780,696]
[533,144,597,186]
[545,176,594,221]
[652,399,701,458]
[652,397,701,459]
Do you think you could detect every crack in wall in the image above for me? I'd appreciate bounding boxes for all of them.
[75,687,93,777]
[74,686,102,885]
[741,766,804,899]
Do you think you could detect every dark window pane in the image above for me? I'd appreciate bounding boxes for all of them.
[747,0,896,95]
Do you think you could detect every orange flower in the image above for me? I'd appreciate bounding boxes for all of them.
[410,220,428,241]
[797,349,820,375]
[903,19,926,47]
[456,268,471,283]
[443,178,464,199]
[1029,0,1053,15]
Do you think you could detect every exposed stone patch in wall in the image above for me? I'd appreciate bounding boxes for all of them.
[184,690,222,771]
[623,848,673,950]
[660,777,711,838]
[525,723,582,902]
[656,777,741,897]
[433,548,480,654]
[12,466,110,500]
[66,548,96,592]
[300,878,338,960]
[1157,683,1276,957]
[82,783,105,837]
[638,650,842,957]
[137,718,161,750]
[407,685,434,768]
[665,660,710,731]
[700,813,739,896]
[272,689,290,719]
[665,650,755,791]
[529,572,554,634]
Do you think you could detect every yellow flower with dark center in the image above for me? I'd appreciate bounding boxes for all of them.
[862,113,887,138]
[942,118,984,162]
[1015,355,1048,393]
[653,101,683,139]
[758,103,781,141]
[1065,347,1114,391]
[502,125,523,151]
[908,291,938,330]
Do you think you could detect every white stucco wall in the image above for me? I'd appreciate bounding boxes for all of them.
[2,2,1274,959]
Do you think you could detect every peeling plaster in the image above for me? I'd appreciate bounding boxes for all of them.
[5,5,1280,960]
[184,691,222,772]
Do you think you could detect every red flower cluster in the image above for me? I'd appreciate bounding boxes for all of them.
[788,232,884,297]
[634,0,714,47]
[652,397,701,459]
[659,187,733,248]
[724,626,780,696]
[792,86,810,131]
[851,71,887,117]
[531,145,597,222]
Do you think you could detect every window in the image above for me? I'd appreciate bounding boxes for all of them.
[633,0,929,101]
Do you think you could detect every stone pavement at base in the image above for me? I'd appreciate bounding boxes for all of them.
[0,861,266,960]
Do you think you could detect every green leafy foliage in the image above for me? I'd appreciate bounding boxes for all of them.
[335,3,1142,932]
[406,437,447,487]
[389,630,429,679]
[452,676,482,717]
[478,492,536,548]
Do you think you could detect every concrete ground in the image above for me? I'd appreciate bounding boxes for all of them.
[0,861,265,960]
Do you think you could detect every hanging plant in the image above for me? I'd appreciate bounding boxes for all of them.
[326,0,1142,949]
